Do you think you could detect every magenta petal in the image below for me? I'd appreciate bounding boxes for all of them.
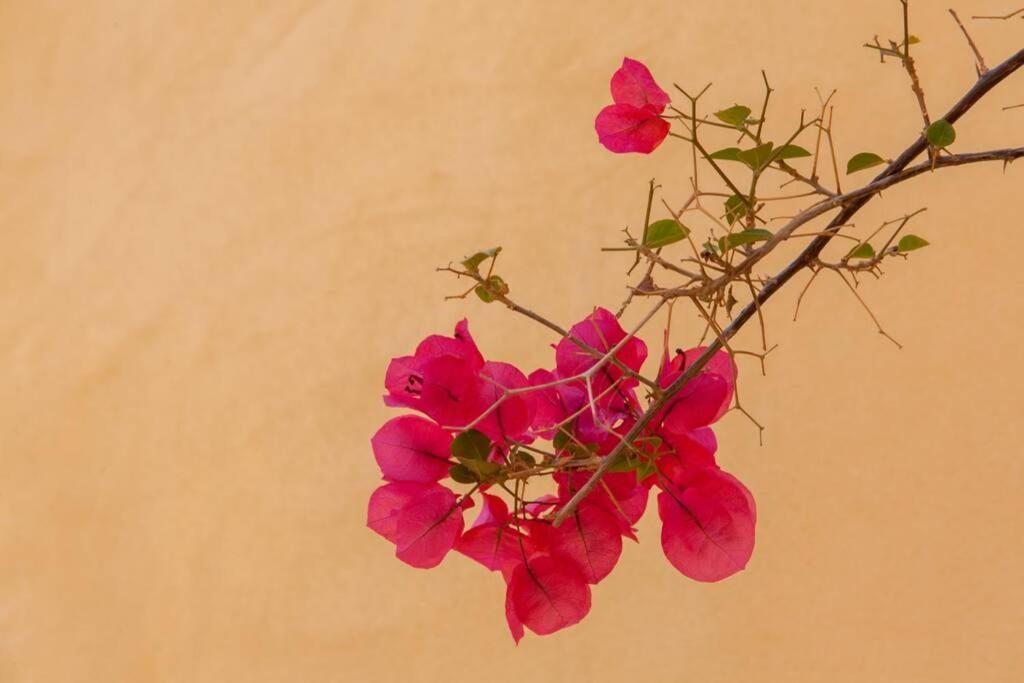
[394,486,464,569]
[417,355,487,427]
[371,415,453,483]
[456,493,525,579]
[367,482,464,569]
[659,347,736,423]
[508,555,592,636]
[475,361,536,442]
[662,373,730,433]
[555,307,648,379]
[415,319,484,370]
[505,584,525,644]
[657,468,756,582]
[550,503,623,584]
[383,355,422,409]
[525,494,560,518]
[659,427,719,482]
[610,57,671,112]
[595,103,670,155]
[471,493,509,528]
[367,481,423,542]
[555,470,650,531]
[456,524,525,580]
[528,369,574,438]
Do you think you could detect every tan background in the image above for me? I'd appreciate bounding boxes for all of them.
[2,1,1022,681]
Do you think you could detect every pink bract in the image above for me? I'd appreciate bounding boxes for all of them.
[371,415,453,483]
[595,103,671,154]
[549,502,623,584]
[371,312,757,642]
[367,481,465,569]
[595,58,671,154]
[610,57,671,110]
[657,467,756,582]
[506,555,592,637]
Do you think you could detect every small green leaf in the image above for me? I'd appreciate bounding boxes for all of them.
[846,152,886,174]
[775,144,812,160]
[474,275,509,303]
[719,228,773,252]
[714,105,753,128]
[449,463,477,484]
[724,194,748,226]
[897,234,930,252]
[644,218,690,249]
[552,427,572,452]
[926,119,956,148]
[908,35,921,45]
[451,429,492,461]
[737,142,775,170]
[847,242,876,260]
[635,459,658,482]
[708,147,743,161]
[517,451,536,467]
[462,247,501,273]
[464,459,501,479]
[607,456,637,473]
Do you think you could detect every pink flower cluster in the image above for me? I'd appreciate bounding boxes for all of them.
[595,57,672,154]
[368,309,755,642]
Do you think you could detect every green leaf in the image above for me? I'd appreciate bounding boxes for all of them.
[846,152,886,174]
[451,430,501,480]
[644,218,690,249]
[461,247,501,273]
[607,456,637,473]
[474,275,509,303]
[908,35,921,45]
[517,451,536,467]
[737,142,775,170]
[552,427,572,452]
[451,429,492,461]
[926,119,956,148]
[847,242,876,260]
[449,463,478,484]
[719,228,773,252]
[714,105,752,128]
[464,459,501,479]
[724,194,748,226]
[708,147,743,161]
[897,234,930,252]
[635,460,658,482]
[775,144,812,160]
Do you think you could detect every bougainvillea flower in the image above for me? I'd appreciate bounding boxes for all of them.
[506,555,592,638]
[550,502,624,584]
[555,469,651,538]
[455,493,527,580]
[370,415,453,483]
[610,57,671,110]
[659,346,736,424]
[552,308,647,440]
[595,103,671,154]
[384,319,487,426]
[658,426,718,481]
[474,361,537,443]
[657,467,756,582]
[556,307,648,381]
[371,314,760,641]
[654,347,735,474]
[595,58,671,154]
[367,481,465,569]
[527,368,585,438]
[661,372,731,434]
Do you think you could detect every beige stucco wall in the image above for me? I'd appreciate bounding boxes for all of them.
[1,1,1022,680]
